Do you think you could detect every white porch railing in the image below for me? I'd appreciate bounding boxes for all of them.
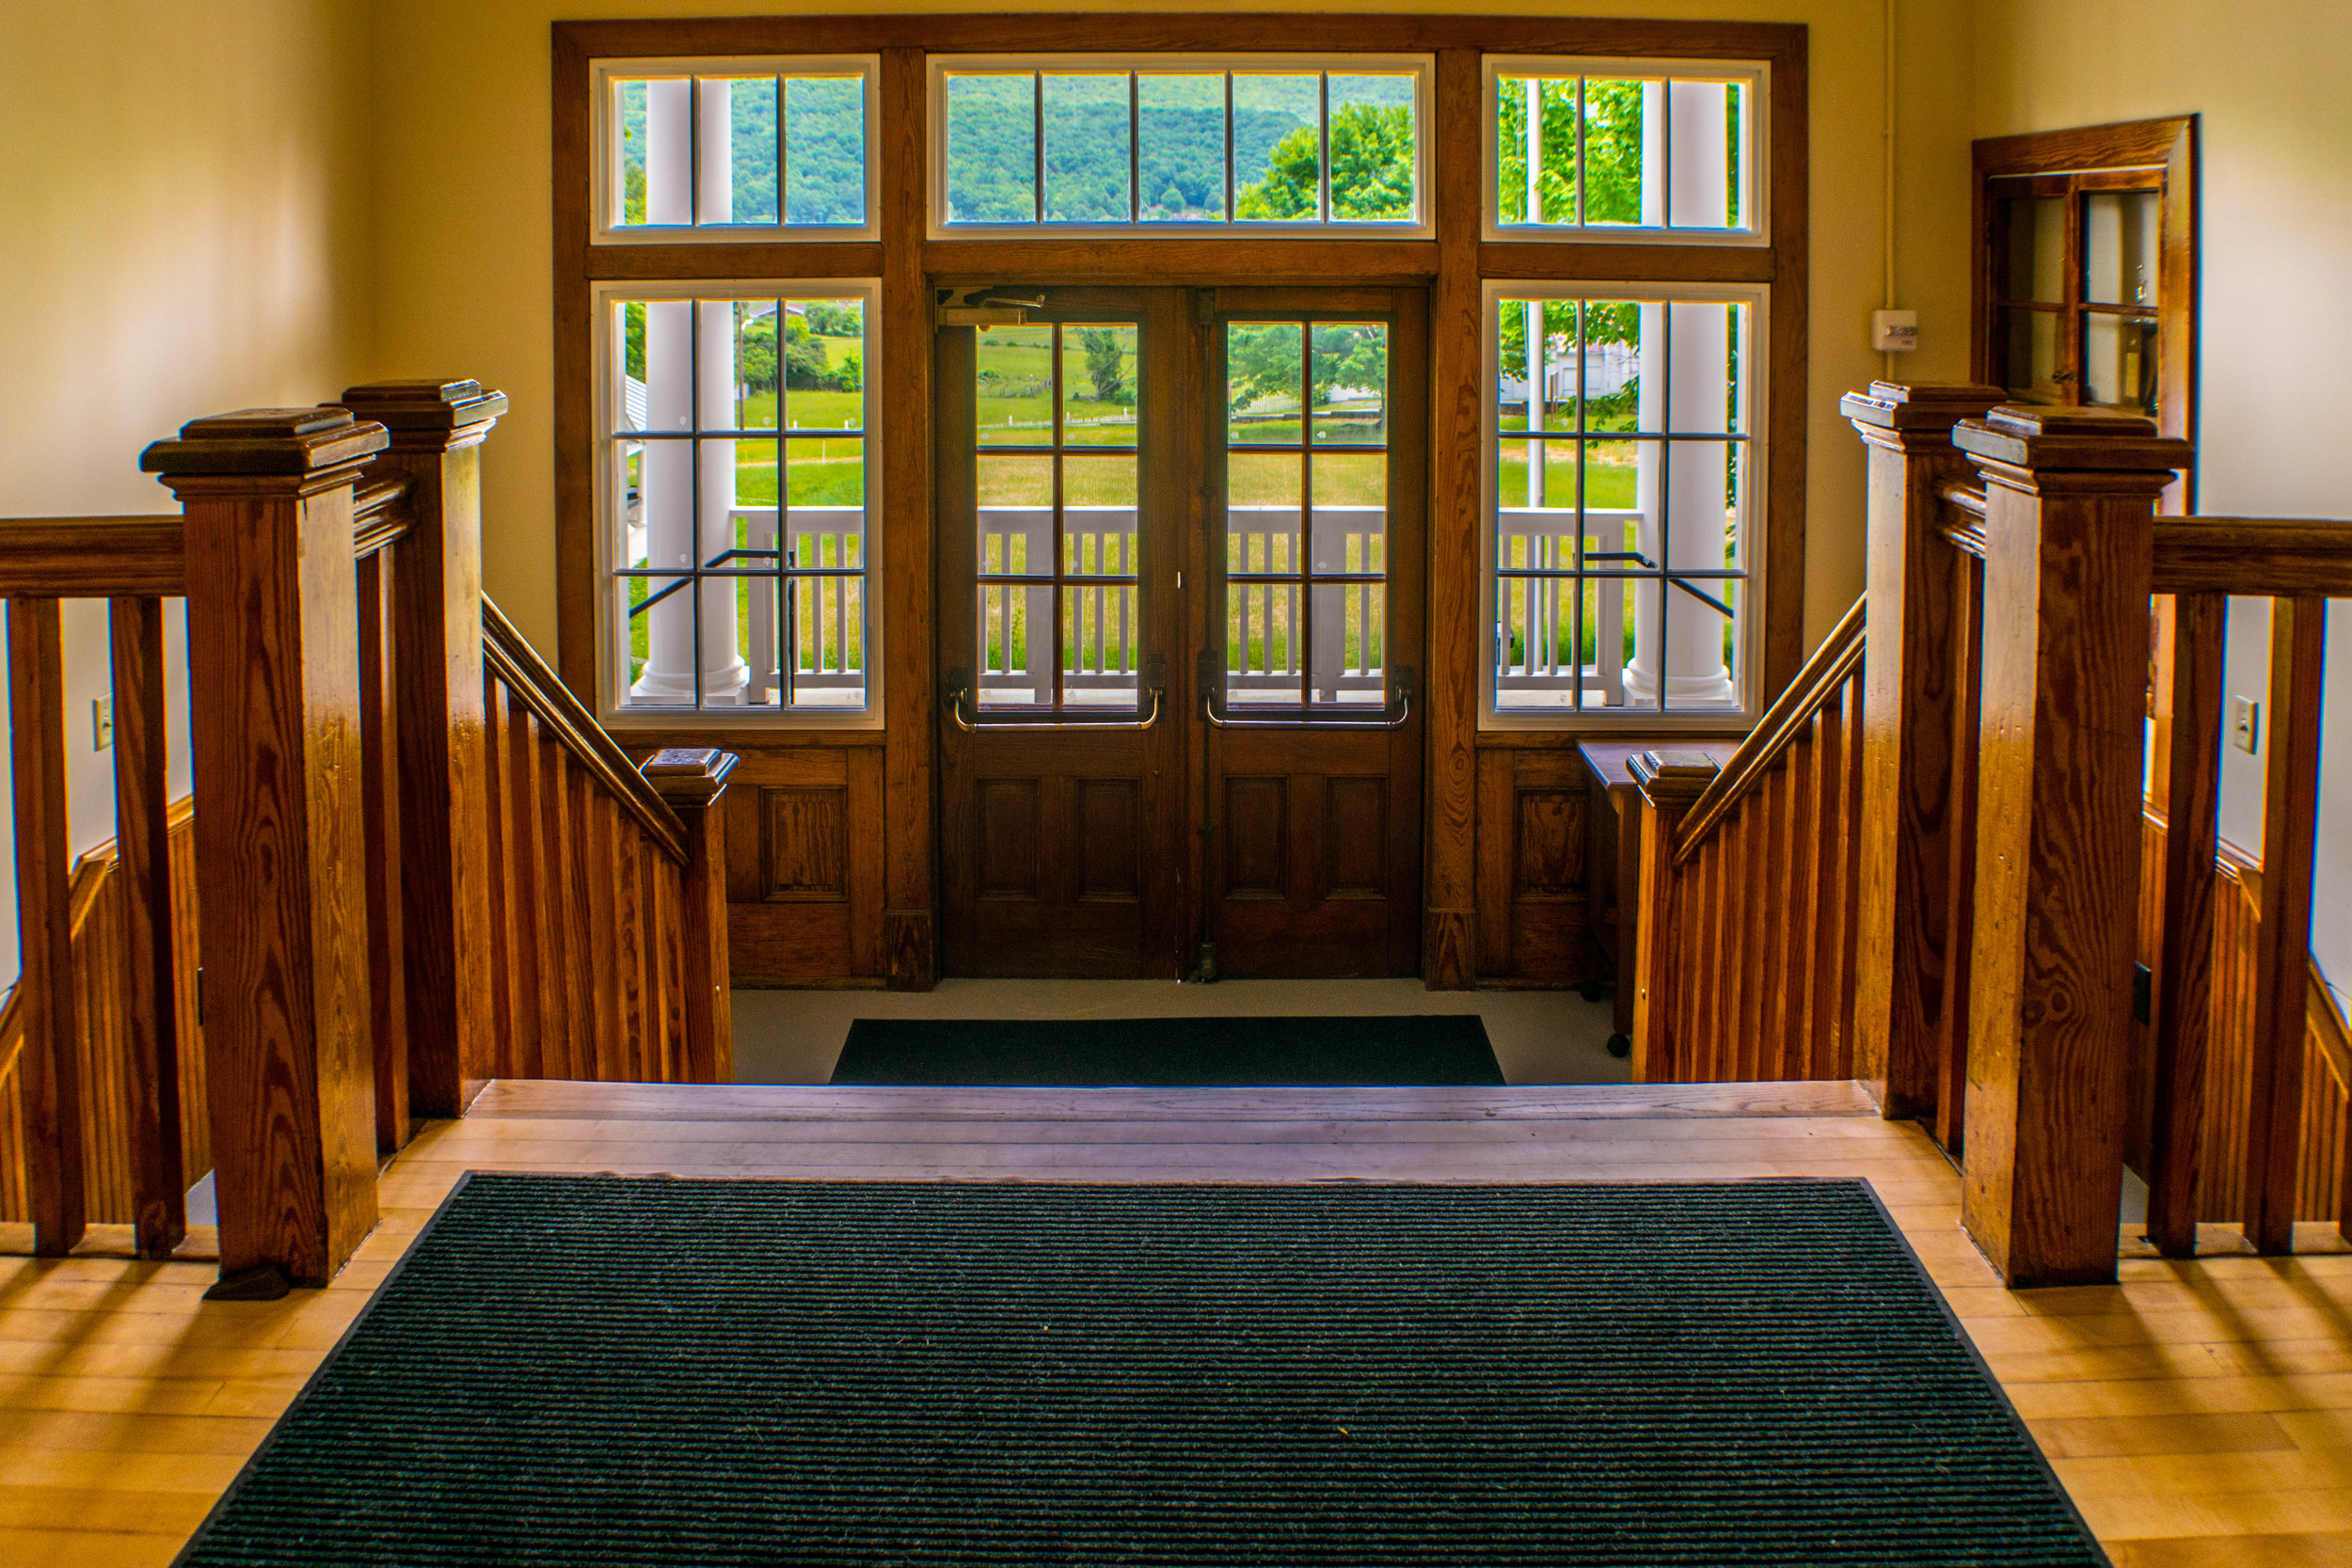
[1494,506,1644,708]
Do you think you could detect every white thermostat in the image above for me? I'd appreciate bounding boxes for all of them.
[1872,309,1919,353]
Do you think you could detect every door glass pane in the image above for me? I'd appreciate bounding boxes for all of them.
[1999,197,2067,303]
[1227,323,1303,443]
[1063,584,1140,705]
[1061,325,1139,444]
[1311,323,1387,444]
[2083,313,2160,413]
[977,325,1055,446]
[2083,189,2160,306]
[1997,308,2062,403]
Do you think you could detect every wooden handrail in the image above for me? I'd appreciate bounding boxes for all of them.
[0,515,184,596]
[480,594,688,863]
[352,478,413,560]
[1674,596,1866,859]
[2153,515,2352,596]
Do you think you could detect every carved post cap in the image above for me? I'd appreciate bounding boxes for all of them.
[1954,404,2195,473]
[1629,748,1721,808]
[337,380,511,444]
[1839,381,2005,432]
[139,407,389,480]
[644,747,739,806]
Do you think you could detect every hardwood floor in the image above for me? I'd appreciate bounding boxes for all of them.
[6,1078,2351,1565]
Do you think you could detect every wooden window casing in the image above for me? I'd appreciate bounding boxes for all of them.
[1971,116,2198,505]
[553,14,1807,985]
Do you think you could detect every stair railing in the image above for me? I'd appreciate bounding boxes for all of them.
[0,382,736,1292]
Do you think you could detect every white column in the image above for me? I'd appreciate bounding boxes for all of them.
[633,300,697,700]
[697,79,733,225]
[1626,81,1735,710]
[695,304,749,703]
[644,79,691,225]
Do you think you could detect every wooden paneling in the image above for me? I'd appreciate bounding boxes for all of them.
[1326,778,1388,900]
[978,780,1044,898]
[1223,778,1287,899]
[762,788,850,900]
[1077,780,1142,902]
[1474,748,1596,986]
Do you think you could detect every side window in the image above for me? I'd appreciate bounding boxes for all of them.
[599,285,878,714]
[1485,284,1761,720]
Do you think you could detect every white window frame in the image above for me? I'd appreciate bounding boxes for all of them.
[1482,55,1770,247]
[592,277,883,731]
[591,55,882,245]
[927,53,1434,240]
[1478,277,1768,732]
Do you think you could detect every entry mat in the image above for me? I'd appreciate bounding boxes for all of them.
[177,1176,2106,1565]
[830,1013,1508,1086]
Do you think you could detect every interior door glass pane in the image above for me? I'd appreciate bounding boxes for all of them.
[1136,73,1225,223]
[1227,323,1303,443]
[1998,308,2062,402]
[1044,74,1131,223]
[1999,197,2067,303]
[1227,582,1300,704]
[1311,582,1386,703]
[1233,74,1322,221]
[1327,75,1415,221]
[1062,585,1140,704]
[1580,80,1651,226]
[2083,313,2160,412]
[1228,451,1303,512]
[2083,189,2160,306]
[946,73,1036,223]
[1063,454,1139,578]
[977,325,1055,446]
[783,76,866,226]
[976,453,1053,575]
[978,583,1054,705]
[1310,323,1387,444]
[1310,452,1387,571]
[1060,325,1139,445]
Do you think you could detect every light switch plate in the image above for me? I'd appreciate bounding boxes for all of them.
[92,696,113,752]
[2232,696,2260,754]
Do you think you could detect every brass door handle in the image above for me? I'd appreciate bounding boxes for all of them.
[946,655,1166,732]
[1197,657,1417,730]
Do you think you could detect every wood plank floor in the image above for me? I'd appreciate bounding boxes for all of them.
[6,1078,2351,1565]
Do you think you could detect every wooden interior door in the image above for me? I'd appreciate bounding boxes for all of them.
[937,289,1187,976]
[1197,288,1427,978]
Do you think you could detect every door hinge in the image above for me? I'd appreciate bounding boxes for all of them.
[937,286,1043,327]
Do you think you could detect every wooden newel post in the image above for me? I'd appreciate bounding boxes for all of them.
[1951,405,2190,1288]
[142,407,391,1293]
[1629,750,1719,1084]
[337,380,509,1124]
[645,749,739,1085]
[1838,382,2003,1118]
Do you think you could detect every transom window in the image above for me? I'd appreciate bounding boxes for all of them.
[1486,56,1765,244]
[930,55,1430,236]
[1483,282,1762,721]
[597,281,879,717]
[594,56,877,242]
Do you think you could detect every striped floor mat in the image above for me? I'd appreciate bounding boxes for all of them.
[178,1176,2104,1565]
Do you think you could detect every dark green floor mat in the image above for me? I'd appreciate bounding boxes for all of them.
[177,1176,2105,1566]
[830,1013,1506,1085]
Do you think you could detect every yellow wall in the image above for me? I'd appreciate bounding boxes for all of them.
[369,0,1973,657]
[0,0,373,974]
[1976,0,2352,998]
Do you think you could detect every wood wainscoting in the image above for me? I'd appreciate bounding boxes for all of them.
[0,802,206,1234]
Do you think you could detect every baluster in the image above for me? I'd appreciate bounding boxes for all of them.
[2243,596,2328,1255]
[355,548,407,1154]
[1629,751,1718,1083]
[645,750,738,1084]
[104,596,186,1258]
[10,598,84,1257]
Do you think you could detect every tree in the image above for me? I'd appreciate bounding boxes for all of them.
[1078,329,1129,404]
[1234,102,1414,223]
[1225,324,1388,424]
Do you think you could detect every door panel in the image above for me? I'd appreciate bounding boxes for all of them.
[938,291,1186,977]
[1200,289,1427,979]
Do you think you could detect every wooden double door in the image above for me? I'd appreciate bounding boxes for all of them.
[937,286,1426,979]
